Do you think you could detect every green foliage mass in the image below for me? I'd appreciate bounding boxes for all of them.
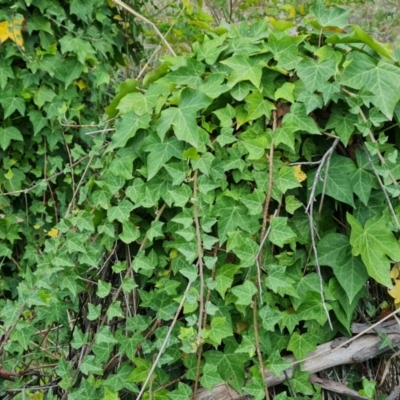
[1,0,400,399]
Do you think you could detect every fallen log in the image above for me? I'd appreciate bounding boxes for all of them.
[195,320,400,400]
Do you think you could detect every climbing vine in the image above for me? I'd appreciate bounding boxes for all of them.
[1,0,400,399]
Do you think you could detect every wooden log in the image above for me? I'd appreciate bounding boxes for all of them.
[195,329,400,399]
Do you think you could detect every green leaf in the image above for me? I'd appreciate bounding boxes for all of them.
[297,91,323,114]
[297,292,332,326]
[341,52,400,119]
[197,34,227,65]
[275,166,302,193]
[0,60,14,89]
[215,264,241,299]
[59,34,96,64]
[221,55,263,88]
[0,126,23,150]
[347,213,400,287]
[282,103,320,134]
[130,358,152,383]
[97,280,112,298]
[108,112,151,151]
[169,58,205,87]
[269,217,296,247]
[287,331,317,360]
[200,363,224,390]
[245,91,276,121]
[107,200,134,223]
[80,355,103,375]
[266,350,292,377]
[231,281,257,305]
[208,317,233,345]
[167,383,192,400]
[317,233,368,304]
[0,94,26,118]
[119,221,140,244]
[71,328,88,349]
[33,86,56,108]
[213,197,259,244]
[326,107,358,146]
[146,138,184,180]
[297,58,336,93]
[311,0,350,28]
[157,89,212,146]
[204,349,247,393]
[289,369,314,395]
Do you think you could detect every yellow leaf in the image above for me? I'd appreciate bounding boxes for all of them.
[33,224,41,230]
[279,5,296,19]
[390,264,399,279]
[113,15,122,21]
[388,279,400,303]
[0,14,25,48]
[47,228,59,238]
[170,249,179,259]
[293,165,307,182]
[76,79,87,90]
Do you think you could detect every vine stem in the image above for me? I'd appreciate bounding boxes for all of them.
[112,0,176,56]
[136,281,192,400]
[193,170,205,399]
[253,299,270,400]
[306,137,339,330]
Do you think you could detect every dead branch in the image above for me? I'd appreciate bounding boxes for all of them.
[195,321,400,399]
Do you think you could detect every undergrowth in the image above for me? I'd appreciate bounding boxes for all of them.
[1,0,400,399]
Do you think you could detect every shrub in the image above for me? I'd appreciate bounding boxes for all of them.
[2,0,400,399]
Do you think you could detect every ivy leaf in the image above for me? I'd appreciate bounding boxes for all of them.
[119,221,140,244]
[117,91,158,116]
[267,32,305,70]
[317,233,368,303]
[283,103,320,134]
[167,383,192,400]
[80,355,103,375]
[0,60,14,89]
[287,331,317,360]
[204,349,247,393]
[108,112,151,151]
[266,350,292,377]
[245,91,276,121]
[197,34,227,65]
[288,369,314,395]
[221,55,263,88]
[275,166,302,193]
[311,0,350,29]
[146,138,184,180]
[208,317,233,345]
[297,91,323,114]
[107,200,134,223]
[347,213,400,287]
[157,89,212,146]
[213,197,259,244]
[215,264,241,299]
[243,377,265,400]
[231,281,257,305]
[169,58,205,87]
[326,107,358,146]
[297,59,336,93]
[341,52,400,119]
[0,126,23,150]
[297,292,332,326]
[269,217,296,247]
[200,363,224,390]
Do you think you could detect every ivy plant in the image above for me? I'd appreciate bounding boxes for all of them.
[1,1,400,399]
